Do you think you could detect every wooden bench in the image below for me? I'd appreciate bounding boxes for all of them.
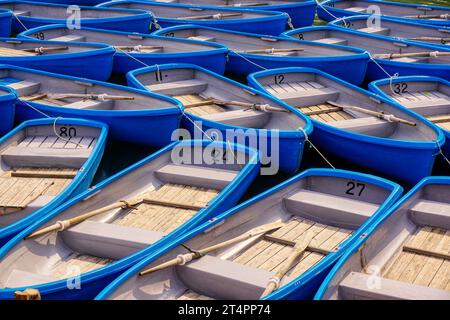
[188,36,216,42]
[7,79,41,96]
[155,164,237,190]
[146,79,208,96]
[284,190,378,228]
[203,109,270,128]
[51,34,87,42]
[315,38,348,46]
[357,27,390,36]
[409,199,450,229]
[275,87,340,107]
[340,271,450,300]
[331,116,394,136]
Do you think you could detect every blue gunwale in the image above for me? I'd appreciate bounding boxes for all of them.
[248,67,445,150]
[127,62,313,137]
[317,0,450,26]
[0,82,16,102]
[0,117,108,244]
[94,168,403,300]
[0,139,260,299]
[314,176,450,300]
[0,64,183,118]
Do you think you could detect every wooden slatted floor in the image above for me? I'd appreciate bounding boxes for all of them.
[177,290,214,300]
[391,90,450,131]
[263,81,354,123]
[233,216,352,279]
[0,47,36,57]
[52,254,113,280]
[18,135,97,149]
[174,94,225,116]
[113,183,218,234]
[383,226,450,291]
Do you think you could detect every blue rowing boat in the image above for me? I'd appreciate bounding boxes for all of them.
[19,25,228,75]
[315,176,450,300]
[98,0,289,35]
[317,0,450,26]
[0,84,16,137]
[136,0,317,28]
[0,38,114,81]
[248,67,445,184]
[94,168,403,300]
[152,25,370,85]
[0,9,11,37]
[127,63,313,174]
[0,117,108,246]
[0,65,183,147]
[0,0,152,34]
[283,26,450,82]
[369,75,450,160]
[330,15,450,47]
[0,140,260,299]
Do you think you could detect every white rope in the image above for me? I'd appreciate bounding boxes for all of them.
[13,13,29,31]
[437,142,450,166]
[298,127,335,169]
[315,0,347,26]
[52,117,85,148]
[285,13,294,30]
[228,49,268,70]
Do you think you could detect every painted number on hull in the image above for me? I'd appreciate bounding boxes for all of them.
[59,126,77,138]
[297,33,304,40]
[393,82,408,94]
[274,74,285,84]
[33,32,45,40]
[346,181,365,197]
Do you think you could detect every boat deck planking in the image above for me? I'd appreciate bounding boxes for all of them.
[173,94,225,116]
[383,226,450,291]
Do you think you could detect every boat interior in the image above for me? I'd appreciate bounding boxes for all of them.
[155,0,297,6]
[103,173,394,300]
[25,28,222,54]
[159,27,361,57]
[0,39,104,57]
[252,71,438,140]
[0,68,177,111]
[329,0,450,18]
[0,123,100,228]
[0,144,249,289]
[334,18,450,45]
[289,28,450,65]
[132,66,307,130]
[321,182,450,299]
[0,2,139,19]
[376,80,450,133]
[103,2,270,19]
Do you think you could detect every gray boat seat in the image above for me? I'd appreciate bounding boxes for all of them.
[391,57,428,63]
[7,80,41,96]
[177,255,291,300]
[409,199,450,229]
[188,36,216,42]
[315,38,348,46]
[4,269,57,288]
[51,35,87,42]
[339,272,450,300]
[275,87,340,107]
[61,220,165,260]
[146,79,208,96]
[331,117,393,136]
[1,145,91,168]
[12,10,30,16]
[346,6,367,13]
[284,190,378,229]
[155,164,237,190]
[203,109,270,128]
[401,95,450,115]
[62,99,114,110]
[357,27,390,36]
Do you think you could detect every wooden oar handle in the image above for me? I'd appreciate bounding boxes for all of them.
[183,12,243,20]
[22,46,68,54]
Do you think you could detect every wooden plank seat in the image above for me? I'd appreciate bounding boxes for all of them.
[0,47,35,57]
[51,253,113,280]
[345,6,368,13]
[299,104,353,122]
[11,167,78,179]
[357,27,390,36]
[383,226,450,292]
[409,199,450,230]
[51,35,86,42]
[12,10,30,16]
[6,79,41,96]
[61,220,166,260]
[331,116,394,135]
[284,190,378,228]
[274,87,340,107]
[188,36,216,42]
[155,164,238,190]
[174,94,225,116]
[203,109,270,128]
[339,271,450,300]
[146,79,208,96]
[177,290,214,300]
[61,99,114,110]
[391,57,429,63]
[396,92,450,114]
[315,38,348,46]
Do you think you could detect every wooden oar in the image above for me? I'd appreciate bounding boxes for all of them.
[403,14,449,20]
[138,221,285,276]
[241,48,305,54]
[373,51,450,59]
[25,199,142,240]
[260,234,314,297]
[183,98,290,113]
[326,100,417,126]
[47,93,135,101]
[428,114,450,124]
[115,45,163,52]
[231,2,270,7]
[406,37,450,42]
[183,12,243,20]
[22,46,68,55]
